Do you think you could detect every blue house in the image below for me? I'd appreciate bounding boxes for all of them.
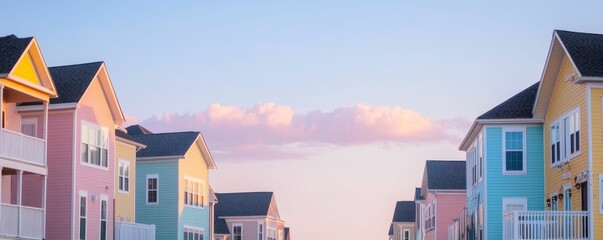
[459,82,544,240]
[127,125,217,240]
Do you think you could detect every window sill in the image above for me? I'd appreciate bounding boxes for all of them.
[146,202,158,205]
[118,190,129,195]
[184,204,205,210]
[502,171,527,175]
[551,152,580,168]
[80,161,109,170]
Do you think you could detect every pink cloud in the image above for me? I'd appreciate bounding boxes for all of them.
[133,103,471,161]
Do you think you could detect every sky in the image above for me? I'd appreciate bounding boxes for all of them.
[5,1,603,239]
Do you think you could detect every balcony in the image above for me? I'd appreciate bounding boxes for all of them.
[115,221,156,240]
[0,203,45,239]
[0,129,45,166]
[503,211,588,240]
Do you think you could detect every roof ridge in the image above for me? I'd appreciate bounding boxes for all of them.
[48,61,104,69]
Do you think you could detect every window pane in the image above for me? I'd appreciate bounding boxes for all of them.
[124,178,129,191]
[81,144,88,163]
[101,149,108,167]
[506,151,523,171]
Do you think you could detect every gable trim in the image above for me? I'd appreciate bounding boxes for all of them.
[184,134,217,169]
[7,38,57,97]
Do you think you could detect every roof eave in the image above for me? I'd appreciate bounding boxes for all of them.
[116,136,147,149]
[460,118,543,151]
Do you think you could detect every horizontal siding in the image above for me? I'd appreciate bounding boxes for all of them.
[436,193,466,240]
[590,87,603,239]
[136,160,178,240]
[115,142,136,222]
[178,142,210,238]
[485,126,545,240]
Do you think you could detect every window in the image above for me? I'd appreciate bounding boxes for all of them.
[79,192,87,240]
[564,187,572,211]
[184,178,205,208]
[403,229,410,240]
[184,226,204,240]
[233,225,242,240]
[503,198,527,213]
[478,135,483,180]
[81,122,109,167]
[267,228,276,240]
[424,204,435,231]
[118,160,130,193]
[259,223,263,240]
[147,175,158,204]
[100,196,108,240]
[21,118,37,137]
[504,130,525,173]
[478,203,483,240]
[551,109,580,166]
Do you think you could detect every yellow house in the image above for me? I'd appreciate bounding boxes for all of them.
[115,129,146,223]
[531,30,603,239]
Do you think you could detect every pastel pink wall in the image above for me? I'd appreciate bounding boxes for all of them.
[429,193,466,240]
[45,111,75,240]
[73,77,115,240]
[225,218,285,240]
[424,193,436,240]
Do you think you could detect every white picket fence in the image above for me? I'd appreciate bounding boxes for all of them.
[115,221,156,240]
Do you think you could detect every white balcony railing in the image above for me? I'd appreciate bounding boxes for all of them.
[115,221,156,240]
[0,203,44,239]
[503,211,588,240]
[0,129,45,166]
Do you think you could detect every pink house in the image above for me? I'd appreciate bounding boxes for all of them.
[18,62,125,240]
[214,192,289,240]
[416,160,466,240]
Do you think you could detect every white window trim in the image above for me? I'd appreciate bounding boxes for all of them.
[599,174,603,214]
[183,176,206,209]
[233,224,243,240]
[118,160,130,194]
[502,127,527,175]
[502,197,528,213]
[258,222,264,240]
[146,174,159,205]
[478,134,484,182]
[99,195,108,240]
[267,227,276,240]
[550,108,581,167]
[79,190,88,240]
[184,225,205,240]
[80,121,110,170]
[403,229,411,240]
[20,118,37,137]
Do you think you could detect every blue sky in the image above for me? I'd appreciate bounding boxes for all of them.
[5,1,603,239]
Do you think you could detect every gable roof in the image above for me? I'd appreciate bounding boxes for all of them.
[48,62,103,104]
[115,129,146,148]
[477,82,539,119]
[126,124,153,135]
[425,160,466,191]
[0,35,33,74]
[414,187,424,201]
[388,224,393,236]
[214,192,275,234]
[555,30,603,78]
[392,201,416,222]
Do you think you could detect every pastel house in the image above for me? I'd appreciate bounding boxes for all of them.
[214,192,287,240]
[127,125,217,240]
[416,160,466,240]
[459,82,544,240]
[0,34,57,239]
[389,201,416,240]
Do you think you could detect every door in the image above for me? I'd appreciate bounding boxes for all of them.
[580,181,588,237]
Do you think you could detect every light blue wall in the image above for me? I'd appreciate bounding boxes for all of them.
[466,130,486,240]
[178,206,210,239]
[485,126,544,240]
[136,160,179,240]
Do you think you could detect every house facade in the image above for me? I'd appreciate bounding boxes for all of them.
[128,125,217,240]
[459,82,545,240]
[114,129,145,223]
[390,201,416,240]
[417,160,466,240]
[0,34,57,239]
[214,192,286,240]
[16,61,126,240]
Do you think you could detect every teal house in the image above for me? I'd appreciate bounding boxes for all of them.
[127,125,218,240]
[459,82,545,240]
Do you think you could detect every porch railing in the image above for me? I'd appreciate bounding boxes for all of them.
[0,129,45,166]
[115,221,156,240]
[503,211,588,240]
[0,203,45,239]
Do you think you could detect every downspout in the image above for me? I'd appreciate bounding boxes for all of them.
[587,83,594,238]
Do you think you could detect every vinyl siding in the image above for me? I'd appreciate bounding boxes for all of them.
[75,76,117,240]
[543,56,588,213]
[393,222,416,240]
[178,143,210,239]
[589,87,603,238]
[485,126,545,240]
[435,193,465,240]
[115,141,137,222]
[136,160,179,240]
[45,111,75,240]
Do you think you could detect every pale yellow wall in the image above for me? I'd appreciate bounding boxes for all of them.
[544,56,588,212]
[115,141,137,222]
[589,87,603,238]
[178,141,209,213]
[393,222,416,240]
[12,52,41,85]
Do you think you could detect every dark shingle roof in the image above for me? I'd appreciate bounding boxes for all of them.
[388,224,393,236]
[392,201,416,222]
[477,82,539,119]
[48,62,103,104]
[214,192,274,234]
[0,35,32,74]
[556,30,603,77]
[126,125,153,135]
[414,187,424,201]
[115,129,144,145]
[426,160,466,190]
[126,125,199,158]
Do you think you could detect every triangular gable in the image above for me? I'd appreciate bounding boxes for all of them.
[187,132,217,169]
[81,63,125,125]
[7,38,57,97]
[267,194,281,220]
[533,31,583,120]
